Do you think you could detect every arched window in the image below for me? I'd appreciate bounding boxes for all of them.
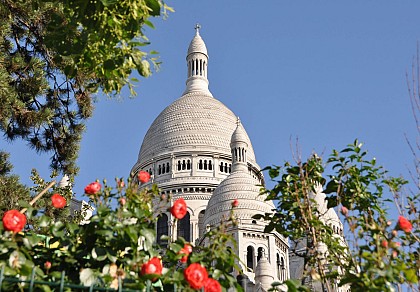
[200,59,203,75]
[276,254,281,280]
[199,160,203,170]
[177,161,181,171]
[220,162,224,172]
[224,163,228,173]
[229,164,232,173]
[182,160,186,170]
[257,247,264,263]
[187,160,191,170]
[157,214,169,247]
[204,160,208,170]
[247,246,254,270]
[198,210,206,238]
[177,212,190,241]
[195,59,198,75]
[208,161,212,170]
[166,163,170,173]
[162,164,165,174]
[281,257,285,280]
[158,165,162,175]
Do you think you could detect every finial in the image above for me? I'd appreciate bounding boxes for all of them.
[195,23,201,35]
[236,116,241,125]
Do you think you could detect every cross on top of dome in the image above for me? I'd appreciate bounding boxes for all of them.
[195,23,201,35]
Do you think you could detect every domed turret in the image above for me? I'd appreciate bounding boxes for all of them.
[203,119,274,227]
[184,24,211,95]
[255,253,275,291]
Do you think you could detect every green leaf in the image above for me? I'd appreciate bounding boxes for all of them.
[145,0,161,16]
[100,0,118,6]
[404,268,418,283]
[38,215,52,227]
[92,247,107,261]
[140,229,156,251]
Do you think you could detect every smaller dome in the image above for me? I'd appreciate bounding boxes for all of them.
[187,31,208,56]
[255,255,274,290]
[230,118,248,146]
[203,170,274,227]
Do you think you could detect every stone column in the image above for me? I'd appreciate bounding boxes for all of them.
[191,154,197,176]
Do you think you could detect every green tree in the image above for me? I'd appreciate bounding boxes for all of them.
[0,0,172,175]
[0,151,30,216]
[258,141,418,291]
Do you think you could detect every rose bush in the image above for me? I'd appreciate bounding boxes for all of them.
[0,176,241,291]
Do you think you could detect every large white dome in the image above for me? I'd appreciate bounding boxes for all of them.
[135,91,257,167]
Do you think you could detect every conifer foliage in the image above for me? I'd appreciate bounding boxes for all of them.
[0,0,171,175]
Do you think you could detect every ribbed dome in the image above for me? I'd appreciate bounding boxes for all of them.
[135,92,257,165]
[230,119,248,146]
[187,32,208,56]
[203,170,274,227]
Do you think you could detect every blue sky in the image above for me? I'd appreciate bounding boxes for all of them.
[3,1,420,201]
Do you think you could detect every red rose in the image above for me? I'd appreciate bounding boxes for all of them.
[381,240,388,248]
[44,261,52,270]
[117,180,125,188]
[184,263,208,289]
[170,198,187,219]
[204,278,222,292]
[178,244,193,263]
[179,249,189,263]
[119,197,127,206]
[397,216,412,233]
[3,210,26,233]
[141,257,162,279]
[84,182,101,195]
[138,171,151,184]
[51,193,66,208]
[232,199,239,208]
[340,206,348,216]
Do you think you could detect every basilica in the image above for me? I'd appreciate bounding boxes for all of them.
[130,27,343,291]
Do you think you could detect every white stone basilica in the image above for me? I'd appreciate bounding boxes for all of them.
[130,27,289,291]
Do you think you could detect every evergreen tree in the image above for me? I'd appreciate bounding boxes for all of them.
[0,151,30,216]
[0,0,171,175]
